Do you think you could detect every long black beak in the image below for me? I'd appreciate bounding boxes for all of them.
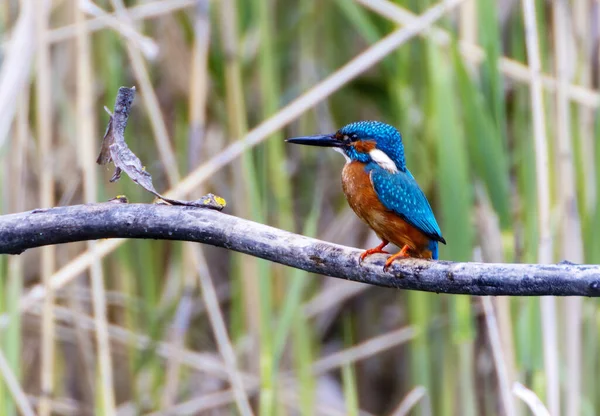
[285,134,343,148]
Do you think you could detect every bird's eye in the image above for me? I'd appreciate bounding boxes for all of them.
[351,134,358,140]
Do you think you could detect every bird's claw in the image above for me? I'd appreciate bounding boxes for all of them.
[359,241,390,265]
[382,256,406,272]
[359,249,389,265]
[383,259,397,272]
[382,245,411,272]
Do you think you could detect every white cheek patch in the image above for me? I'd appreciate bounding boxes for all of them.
[333,147,350,163]
[369,149,398,172]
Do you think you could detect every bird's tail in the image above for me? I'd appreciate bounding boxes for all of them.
[428,240,439,260]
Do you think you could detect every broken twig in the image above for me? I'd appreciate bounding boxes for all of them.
[96,86,225,210]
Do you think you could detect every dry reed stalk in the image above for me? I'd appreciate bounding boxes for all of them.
[459,0,476,47]
[4,77,30,416]
[188,0,210,165]
[493,297,517,404]
[355,0,600,108]
[4,0,466,342]
[159,281,194,408]
[47,0,196,44]
[152,386,358,416]
[0,0,36,148]
[303,209,368,332]
[480,297,515,416]
[0,349,36,416]
[156,384,357,416]
[277,392,362,416]
[33,300,255,415]
[311,327,414,374]
[456,14,478,416]
[35,1,55,414]
[157,227,205,407]
[158,379,372,416]
[5,52,32,416]
[27,395,81,416]
[9,90,29,211]
[29,304,257,394]
[149,389,237,416]
[108,0,181,185]
[64,280,96,407]
[61,308,247,382]
[161,1,212,408]
[32,302,418,415]
[90,1,188,402]
[191,250,254,416]
[552,3,583,415]
[512,383,550,416]
[44,0,600,110]
[79,0,158,59]
[4,84,34,413]
[303,282,368,319]
[388,386,428,416]
[574,1,597,212]
[217,3,267,407]
[521,1,559,415]
[473,185,517,415]
[75,0,116,412]
[7,239,124,317]
[217,0,262,350]
[159,0,467,200]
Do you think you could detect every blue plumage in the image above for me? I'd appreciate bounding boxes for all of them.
[368,164,445,244]
[340,121,445,246]
[428,239,439,260]
[340,121,406,171]
[286,120,446,265]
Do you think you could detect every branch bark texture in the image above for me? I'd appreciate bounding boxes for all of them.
[1,203,599,296]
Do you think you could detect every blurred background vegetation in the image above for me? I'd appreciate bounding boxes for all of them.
[0,0,599,415]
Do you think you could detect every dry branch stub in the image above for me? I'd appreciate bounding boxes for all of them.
[96,86,226,209]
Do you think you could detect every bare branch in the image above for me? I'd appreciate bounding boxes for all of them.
[1,203,599,296]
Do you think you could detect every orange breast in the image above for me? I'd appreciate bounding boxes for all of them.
[341,162,433,258]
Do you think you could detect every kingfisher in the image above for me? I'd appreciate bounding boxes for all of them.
[286,120,446,271]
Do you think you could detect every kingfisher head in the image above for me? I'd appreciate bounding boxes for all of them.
[286,121,406,172]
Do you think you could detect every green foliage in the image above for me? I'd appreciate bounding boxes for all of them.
[427,43,473,261]
[0,0,597,414]
[453,44,511,228]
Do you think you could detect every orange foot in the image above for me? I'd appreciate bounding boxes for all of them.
[359,240,389,264]
[383,245,411,272]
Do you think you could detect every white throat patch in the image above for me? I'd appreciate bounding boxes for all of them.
[369,149,398,172]
[333,147,350,163]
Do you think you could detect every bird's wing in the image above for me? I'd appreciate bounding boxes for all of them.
[369,167,445,243]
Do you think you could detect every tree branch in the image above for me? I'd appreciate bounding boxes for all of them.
[1,203,599,296]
